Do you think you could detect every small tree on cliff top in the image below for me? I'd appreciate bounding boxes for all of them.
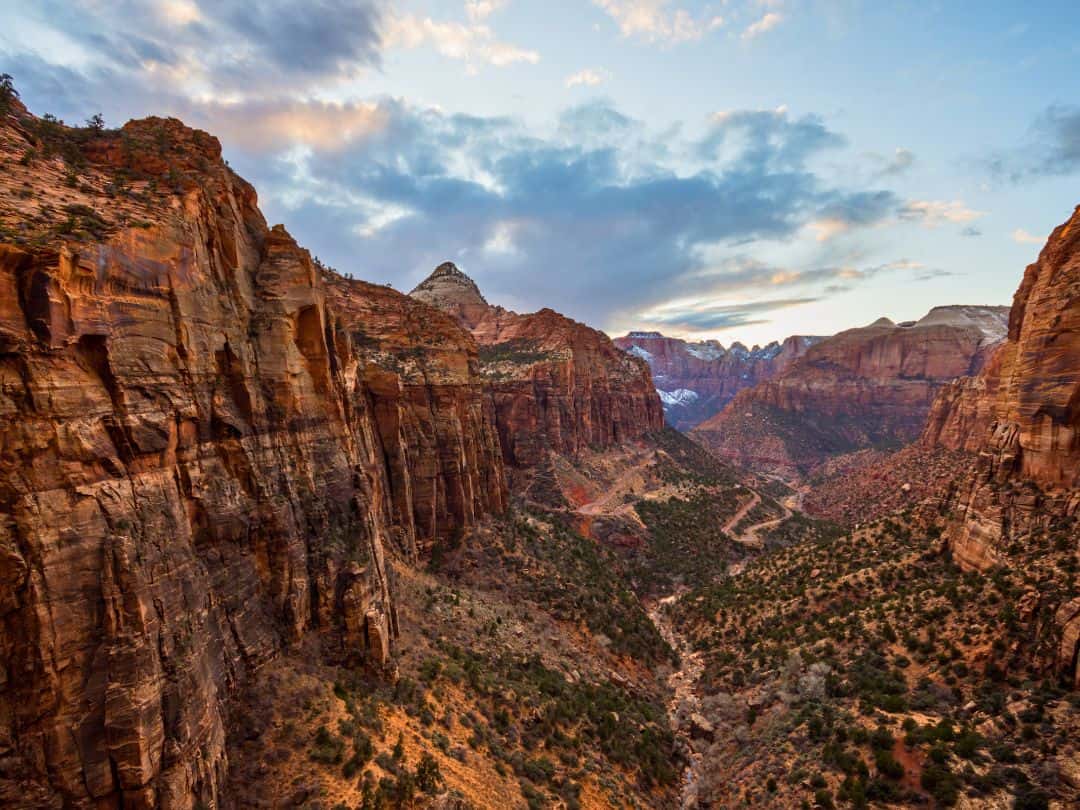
[0,74,18,114]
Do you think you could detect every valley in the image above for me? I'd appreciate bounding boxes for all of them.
[0,85,1076,810]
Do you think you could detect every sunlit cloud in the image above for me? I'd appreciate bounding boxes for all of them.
[465,0,507,23]
[566,68,608,88]
[1012,228,1045,244]
[900,199,985,226]
[742,11,784,40]
[592,0,723,43]
[383,14,540,70]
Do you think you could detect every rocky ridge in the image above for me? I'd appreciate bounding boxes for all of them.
[411,263,664,467]
[931,208,1080,584]
[691,305,1010,475]
[612,331,820,429]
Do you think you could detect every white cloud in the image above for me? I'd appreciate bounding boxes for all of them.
[156,0,201,26]
[742,11,783,39]
[193,98,389,151]
[900,200,985,226]
[566,68,608,88]
[483,220,522,254]
[465,0,507,22]
[805,218,853,242]
[383,14,539,69]
[1012,228,1046,244]
[593,0,722,43]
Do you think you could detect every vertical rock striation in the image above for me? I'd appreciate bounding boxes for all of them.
[0,108,505,808]
[917,207,1080,687]
[936,208,1080,572]
[323,273,507,556]
[411,264,664,467]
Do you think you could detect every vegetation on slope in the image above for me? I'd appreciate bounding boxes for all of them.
[667,510,1079,808]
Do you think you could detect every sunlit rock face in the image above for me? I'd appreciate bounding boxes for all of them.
[690,305,1009,476]
[0,106,506,808]
[934,207,1080,574]
[410,265,665,468]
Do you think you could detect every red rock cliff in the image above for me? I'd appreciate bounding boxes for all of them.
[612,332,819,429]
[934,207,1080,574]
[0,104,503,808]
[323,273,507,556]
[411,264,665,467]
[691,306,1009,474]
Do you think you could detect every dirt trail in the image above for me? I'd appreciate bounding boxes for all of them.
[721,491,760,535]
[726,480,809,548]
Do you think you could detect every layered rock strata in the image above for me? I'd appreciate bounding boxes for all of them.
[691,306,1010,474]
[612,332,820,429]
[0,105,504,808]
[411,264,664,467]
[937,208,1080,574]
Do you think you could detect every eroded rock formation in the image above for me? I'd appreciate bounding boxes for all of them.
[323,273,507,556]
[0,105,505,808]
[935,208,1080,577]
[612,332,820,429]
[691,306,1009,475]
[411,264,664,467]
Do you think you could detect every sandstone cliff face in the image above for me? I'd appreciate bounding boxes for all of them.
[936,208,1080,580]
[0,107,503,808]
[323,273,507,556]
[691,306,1009,474]
[611,332,819,429]
[411,265,665,467]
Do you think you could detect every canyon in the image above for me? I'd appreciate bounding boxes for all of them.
[612,332,821,430]
[690,305,1010,477]
[0,88,1076,810]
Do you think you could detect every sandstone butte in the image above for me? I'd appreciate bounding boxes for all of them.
[689,304,1010,475]
[0,100,660,808]
[925,208,1080,636]
[611,331,821,430]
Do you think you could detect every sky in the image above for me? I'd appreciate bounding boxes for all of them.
[1,1,1078,347]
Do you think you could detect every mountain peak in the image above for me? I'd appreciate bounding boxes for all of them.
[409,262,491,328]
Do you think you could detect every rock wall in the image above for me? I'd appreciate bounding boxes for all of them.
[691,306,1009,475]
[912,207,1080,687]
[939,208,1080,573]
[612,332,818,429]
[324,273,507,556]
[411,265,665,467]
[0,109,504,808]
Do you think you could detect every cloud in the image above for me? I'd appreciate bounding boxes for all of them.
[232,97,903,328]
[1,24,909,336]
[465,0,507,22]
[592,0,723,43]
[566,68,608,88]
[742,11,784,40]
[382,14,539,70]
[697,108,846,170]
[988,105,1080,181]
[900,199,985,226]
[14,0,386,98]
[873,147,915,177]
[192,97,390,151]
[625,256,945,333]
[1012,228,1045,245]
[640,297,817,331]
